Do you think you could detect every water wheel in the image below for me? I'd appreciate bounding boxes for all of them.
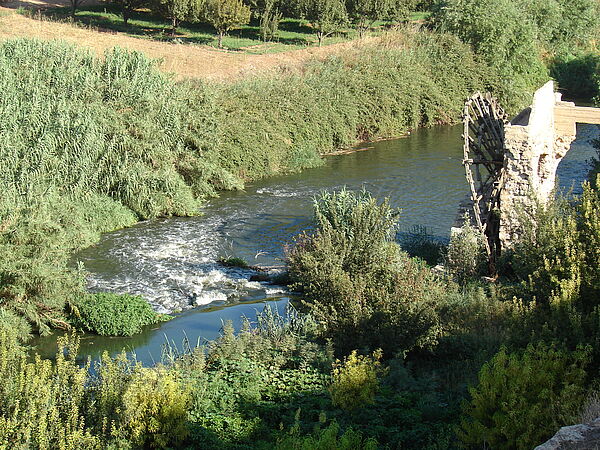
[462,92,508,270]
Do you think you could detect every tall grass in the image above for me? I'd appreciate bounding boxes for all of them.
[0,30,518,334]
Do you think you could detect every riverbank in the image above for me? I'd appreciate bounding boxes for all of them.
[0,28,524,339]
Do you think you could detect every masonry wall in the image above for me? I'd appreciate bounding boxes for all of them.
[499,81,576,247]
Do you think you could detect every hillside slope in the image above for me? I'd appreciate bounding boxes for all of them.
[0,8,377,80]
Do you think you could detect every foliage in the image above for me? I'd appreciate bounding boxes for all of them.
[275,420,378,449]
[204,0,251,47]
[122,367,191,448]
[179,305,332,446]
[247,0,282,41]
[329,349,383,410]
[150,0,204,34]
[288,189,444,356]
[550,53,600,100]
[508,195,584,305]
[110,0,149,24]
[0,333,101,449]
[72,293,170,336]
[400,224,444,265]
[578,181,600,309]
[458,343,590,449]
[432,0,548,110]
[0,307,32,343]
[445,218,487,285]
[300,0,348,46]
[346,0,414,37]
[0,32,501,333]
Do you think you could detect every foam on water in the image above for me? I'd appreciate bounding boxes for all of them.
[75,124,598,314]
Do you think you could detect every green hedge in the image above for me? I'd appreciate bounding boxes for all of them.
[73,293,170,336]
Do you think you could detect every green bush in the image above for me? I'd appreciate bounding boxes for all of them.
[288,189,444,355]
[122,367,191,448]
[458,343,590,449]
[329,349,383,411]
[0,307,32,343]
[0,333,102,449]
[550,53,600,100]
[0,31,507,333]
[432,0,547,110]
[73,293,170,336]
[508,195,584,305]
[445,219,487,285]
[275,421,378,449]
[400,225,445,266]
[180,306,332,446]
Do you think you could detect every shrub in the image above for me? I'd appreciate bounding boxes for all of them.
[0,333,102,449]
[276,420,378,449]
[288,189,443,355]
[578,180,600,308]
[508,195,583,305]
[445,219,487,285]
[0,307,32,343]
[183,307,332,446]
[400,225,445,266]
[432,0,547,110]
[458,343,590,449]
[329,349,383,410]
[73,293,170,336]
[0,31,505,333]
[550,53,600,100]
[122,367,191,448]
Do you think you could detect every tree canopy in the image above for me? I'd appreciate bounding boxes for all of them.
[204,0,252,47]
[300,0,348,46]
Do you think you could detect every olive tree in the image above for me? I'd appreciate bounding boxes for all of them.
[151,0,204,36]
[300,0,348,46]
[248,0,282,41]
[204,0,252,48]
[346,0,414,37]
[112,0,149,25]
[67,0,86,17]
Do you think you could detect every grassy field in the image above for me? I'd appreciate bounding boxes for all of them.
[15,3,429,53]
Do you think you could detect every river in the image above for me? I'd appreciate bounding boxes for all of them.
[33,123,599,364]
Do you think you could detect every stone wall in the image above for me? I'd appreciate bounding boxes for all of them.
[498,81,577,247]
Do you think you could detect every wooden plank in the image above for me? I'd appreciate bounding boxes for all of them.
[554,105,600,136]
[554,105,600,124]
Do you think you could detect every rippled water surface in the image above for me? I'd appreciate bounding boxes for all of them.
[76,125,470,313]
[34,123,599,363]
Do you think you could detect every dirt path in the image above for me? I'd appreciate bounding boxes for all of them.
[0,7,374,80]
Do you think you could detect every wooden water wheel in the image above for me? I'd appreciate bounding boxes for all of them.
[462,92,508,270]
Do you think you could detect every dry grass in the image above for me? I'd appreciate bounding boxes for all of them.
[580,391,600,423]
[0,7,378,80]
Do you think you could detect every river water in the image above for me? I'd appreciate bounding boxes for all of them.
[34,123,599,364]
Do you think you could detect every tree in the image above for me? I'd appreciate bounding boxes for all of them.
[346,0,414,37]
[204,0,252,48]
[300,0,347,46]
[151,0,204,36]
[432,0,548,109]
[112,0,149,25]
[248,0,282,41]
[67,0,86,17]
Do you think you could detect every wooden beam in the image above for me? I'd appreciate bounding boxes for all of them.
[554,105,600,136]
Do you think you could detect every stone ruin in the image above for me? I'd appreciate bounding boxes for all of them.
[457,80,600,254]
